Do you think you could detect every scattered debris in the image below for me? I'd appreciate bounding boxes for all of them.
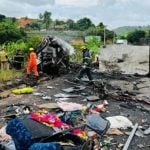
[144,127,150,135]
[57,102,83,111]
[38,103,59,110]
[122,123,138,150]
[54,93,79,98]
[135,128,145,137]
[106,116,133,129]
[62,86,85,93]
[42,96,52,100]
[107,128,124,135]
[86,95,100,102]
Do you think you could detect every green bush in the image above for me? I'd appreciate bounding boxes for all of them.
[86,36,101,55]
[25,36,43,51]
[0,22,26,44]
[0,36,43,57]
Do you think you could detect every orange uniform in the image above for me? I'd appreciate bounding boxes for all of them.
[27,52,39,76]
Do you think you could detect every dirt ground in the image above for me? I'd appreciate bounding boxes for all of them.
[0,71,150,150]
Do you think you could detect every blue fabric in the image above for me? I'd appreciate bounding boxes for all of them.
[29,142,62,150]
[6,118,34,150]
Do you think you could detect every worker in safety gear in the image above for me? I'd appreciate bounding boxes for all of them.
[26,48,39,79]
[75,46,93,83]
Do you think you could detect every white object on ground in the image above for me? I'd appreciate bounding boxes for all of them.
[106,116,133,129]
[42,96,52,100]
[47,86,54,89]
[57,102,83,111]
[33,92,44,96]
[54,93,79,98]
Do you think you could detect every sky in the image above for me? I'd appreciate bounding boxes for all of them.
[0,0,150,29]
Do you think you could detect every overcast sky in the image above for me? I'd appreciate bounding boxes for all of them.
[0,0,150,29]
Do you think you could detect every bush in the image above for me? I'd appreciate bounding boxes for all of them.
[25,36,43,52]
[86,36,101,55]
[0,22,26,44]
[0,36,43,57]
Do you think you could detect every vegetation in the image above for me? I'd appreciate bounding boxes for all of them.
[127,30,146,45]
[0,70,22,83]
[39,11,52,30]
[0,22,26,44]
[86,37,101,55]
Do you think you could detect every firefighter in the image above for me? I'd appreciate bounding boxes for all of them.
[26,48,39,79]
[75,46,93,83]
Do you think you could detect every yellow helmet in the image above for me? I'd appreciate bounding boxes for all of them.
[29,48,34,51]
[80,46,86,50]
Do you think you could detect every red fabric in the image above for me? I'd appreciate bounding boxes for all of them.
[30,113,87,139]
[30,113,70,129]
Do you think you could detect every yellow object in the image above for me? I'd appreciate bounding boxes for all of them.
[0,51,8,62]
[80,46,86,50]
[12,87,33,94]
[29,48,34,51]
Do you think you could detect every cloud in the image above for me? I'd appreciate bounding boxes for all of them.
[7,0,55,6]
[0,0,150,28]
[55,0,101,7]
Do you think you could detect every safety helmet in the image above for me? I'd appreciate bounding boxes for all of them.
[29,48,34,51]
[80,46,86,50]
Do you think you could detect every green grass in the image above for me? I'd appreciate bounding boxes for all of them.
[0,70,22,83]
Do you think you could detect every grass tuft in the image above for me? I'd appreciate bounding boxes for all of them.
[0,70,22,83]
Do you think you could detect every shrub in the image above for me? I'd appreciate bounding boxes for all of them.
[0,22,26,44]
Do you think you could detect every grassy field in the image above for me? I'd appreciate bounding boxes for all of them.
[0,70,22,83]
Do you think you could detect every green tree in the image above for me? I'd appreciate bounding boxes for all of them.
[66,19,77,30]
[39,13,43,20]
[76,17,93,31]
[127,30,146,45]
[43,11,52,30]
[98,22,105,28]
[55,19,66,25]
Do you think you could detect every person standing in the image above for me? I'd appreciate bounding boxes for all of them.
[26,48,39,79]
[76,46,93,83]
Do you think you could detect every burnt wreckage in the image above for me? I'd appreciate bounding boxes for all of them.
[37,36,74,76]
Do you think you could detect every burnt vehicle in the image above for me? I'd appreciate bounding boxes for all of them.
[37,36,75,77]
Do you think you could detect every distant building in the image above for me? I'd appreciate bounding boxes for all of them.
[17,17,33,28]
[116,39,127,45]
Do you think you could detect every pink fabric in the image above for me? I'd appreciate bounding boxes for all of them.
[30,113,70,129]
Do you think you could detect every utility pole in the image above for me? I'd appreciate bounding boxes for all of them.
[148,39,150,77]
[103,26,106,48]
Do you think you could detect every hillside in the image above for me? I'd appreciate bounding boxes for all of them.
[113,25,150,35]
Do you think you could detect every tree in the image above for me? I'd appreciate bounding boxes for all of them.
[39,13,43,20]
[76,17,93,31]
[0,14,6,22]
[43,11,52,30]
[127,30,146,45]
[66,19,77,30]
[98,22,105,28]
[55,19,66,25]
